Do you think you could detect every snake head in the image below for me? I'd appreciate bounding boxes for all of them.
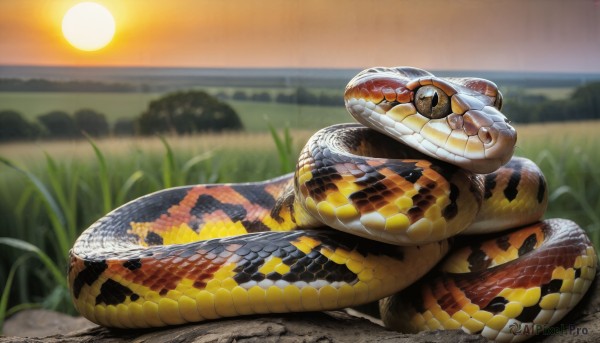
[344,67,516,174]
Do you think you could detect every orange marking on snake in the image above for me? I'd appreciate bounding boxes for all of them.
[136,186,205,234]
[103,252,228,293]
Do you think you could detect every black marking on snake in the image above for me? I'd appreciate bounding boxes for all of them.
[338,230,404,260]
[123,258,142,271]
[72,260,108,299]
[145,231,163,246]
[237,240,356,284]
[241,220,272,233]
[541,279,563,296]
[232,231,401,286]
[496,235,511,251]
[467,245,490,272]
[95,279,138,305]
[350,181,394,212]
[118,187,190,224]
[193,194,247,222]
[518,234,537,256]
[503,161,523,201]
[304,167,341,201]
[384,161,422,184]
[537,174,547,204]
[575,268,582,279]
[442,183,460,220]
[516,303,543,323]
[411,188,435,216]
[483,296,508,313]
[231,185,276,209]
[354,169,385,186]
[483,173,497,199]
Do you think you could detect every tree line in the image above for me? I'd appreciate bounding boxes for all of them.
[502,82,600,123]
[217,87,345,107]
[0,108,129,142]
[0,90,243,142]
[0,78,136,92]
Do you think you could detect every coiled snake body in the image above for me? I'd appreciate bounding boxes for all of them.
[68,67,597,342]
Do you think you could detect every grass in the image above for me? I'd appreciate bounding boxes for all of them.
[0,120,599,331]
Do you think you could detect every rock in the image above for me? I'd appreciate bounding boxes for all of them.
[2,311,486,343]
[2,269,599,343]
[1,309,95,338]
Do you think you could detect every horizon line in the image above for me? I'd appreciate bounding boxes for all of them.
[3,64,600,77]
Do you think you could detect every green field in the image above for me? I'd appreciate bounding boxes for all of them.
[0,118,599,329]
[0,91,350,132]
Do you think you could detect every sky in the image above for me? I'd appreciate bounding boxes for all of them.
[0,0,599,72]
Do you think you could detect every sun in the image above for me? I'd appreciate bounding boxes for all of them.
[62,2,115,52]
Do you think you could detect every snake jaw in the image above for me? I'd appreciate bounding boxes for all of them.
[345,96,516,174]
[345,68,517,174]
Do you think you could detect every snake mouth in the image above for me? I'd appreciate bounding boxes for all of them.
[377,100,401,113]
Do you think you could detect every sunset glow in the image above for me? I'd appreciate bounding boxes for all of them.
[62,2,115,52]
[0,0,598,71]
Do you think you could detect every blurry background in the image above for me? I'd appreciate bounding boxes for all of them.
[0,0,599,327]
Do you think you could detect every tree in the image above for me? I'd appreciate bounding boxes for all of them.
[571,81,600,120]
[74,108,109,137]
[137,90,244,135]
[276,92,296,104]
[37,111,78,139]
[0,110,39,141]
[215,91,229,101]
[295,87,318,105]
[113,118,136,136]
[252,92,272,102]
[502,101,535,123]
[319,92,344,106]
[232,90,248,101]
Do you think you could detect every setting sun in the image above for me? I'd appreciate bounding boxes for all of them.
[62,2,115,52]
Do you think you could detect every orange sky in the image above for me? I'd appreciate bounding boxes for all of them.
[1,0,599,72]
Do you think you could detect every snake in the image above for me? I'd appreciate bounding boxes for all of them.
[68,67,597,342]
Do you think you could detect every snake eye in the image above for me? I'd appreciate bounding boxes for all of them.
[414,85,451,119]
[494,91,503,110]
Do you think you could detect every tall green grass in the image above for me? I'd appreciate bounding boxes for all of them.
[0,121,599,331]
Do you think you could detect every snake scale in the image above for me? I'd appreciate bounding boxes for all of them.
[68,67,597,342]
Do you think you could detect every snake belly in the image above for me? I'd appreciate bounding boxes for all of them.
[68,66,596,342]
